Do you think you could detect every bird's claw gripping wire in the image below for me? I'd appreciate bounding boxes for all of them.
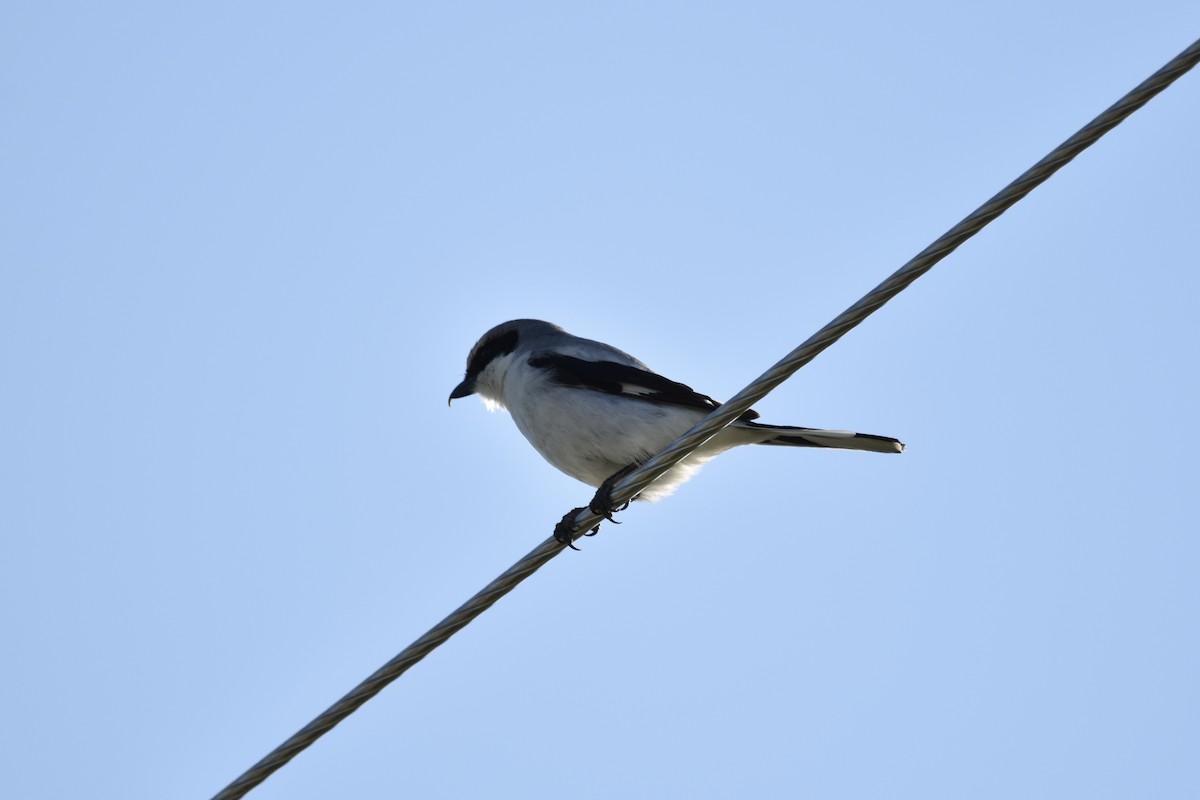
[552,464,638,549]
[584,466,637,530]
[589,463,637,523]
[553,508,599,550]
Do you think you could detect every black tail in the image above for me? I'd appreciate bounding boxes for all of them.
[746,423,904,454]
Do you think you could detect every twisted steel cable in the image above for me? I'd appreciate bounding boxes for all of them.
[600,36,1200,514]
[211,37,1200,800]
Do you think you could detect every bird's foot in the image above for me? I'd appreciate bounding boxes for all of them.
[554,465,638,549]
[554,507,600,550]
[588,464,638,523]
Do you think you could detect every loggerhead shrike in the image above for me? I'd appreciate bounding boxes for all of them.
[449,319,903,545]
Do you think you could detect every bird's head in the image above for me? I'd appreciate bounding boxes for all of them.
[449,319,563,410]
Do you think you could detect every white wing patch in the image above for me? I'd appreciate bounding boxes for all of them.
[618,383,658,397]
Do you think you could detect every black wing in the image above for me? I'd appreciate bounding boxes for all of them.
[528,354,759,421]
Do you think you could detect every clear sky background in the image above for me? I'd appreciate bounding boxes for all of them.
[3,4,1198,799]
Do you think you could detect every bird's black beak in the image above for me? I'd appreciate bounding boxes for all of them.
[448,378,475,406]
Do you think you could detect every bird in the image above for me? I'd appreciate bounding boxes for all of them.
[449,319,903,545]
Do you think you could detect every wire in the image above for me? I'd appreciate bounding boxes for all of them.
[210,36,1200,800]
[596,36,1200,518]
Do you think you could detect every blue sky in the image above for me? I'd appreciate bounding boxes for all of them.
[3,4,1198,799]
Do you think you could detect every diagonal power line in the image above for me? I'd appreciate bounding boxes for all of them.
[211,37,1200,800]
